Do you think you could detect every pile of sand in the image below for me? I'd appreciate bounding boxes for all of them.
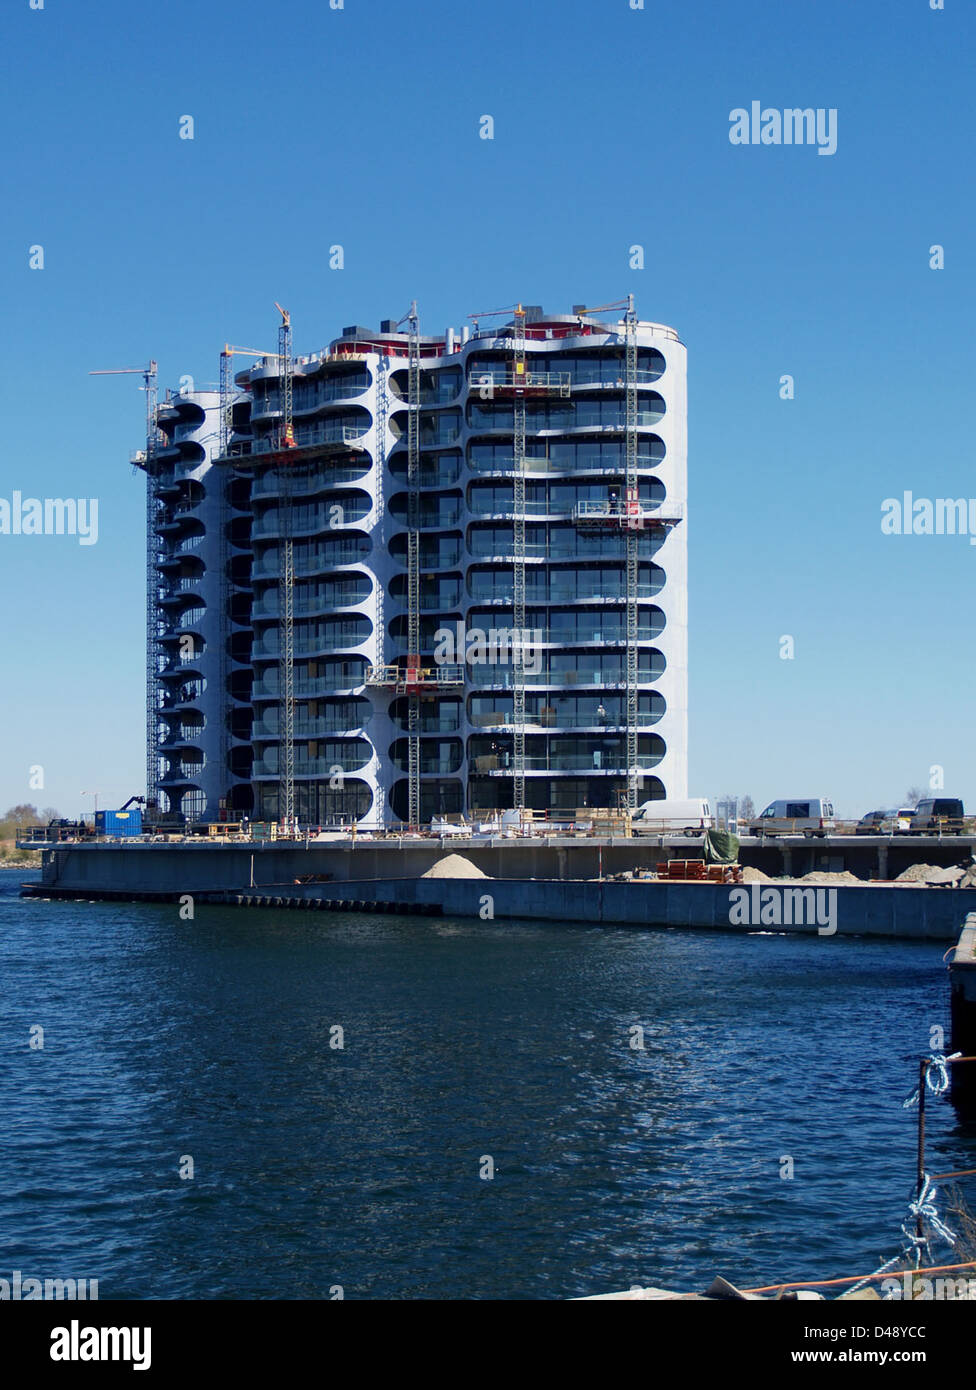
[895,863,940,883]
[420,853,489,880]
[795,870,862,885]
[741,866,862,885]
[740,866,772,883]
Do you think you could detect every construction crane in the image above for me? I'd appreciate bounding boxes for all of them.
[574,297,641,808]
[89,361,162,817]
[273,304,297,834]
[219,343,274,459]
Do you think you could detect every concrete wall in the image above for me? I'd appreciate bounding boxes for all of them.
[40,833,975,887]
[36,842,976,939]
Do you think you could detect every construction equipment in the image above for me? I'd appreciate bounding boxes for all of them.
[219,343,274,459]
[90,362,162,815]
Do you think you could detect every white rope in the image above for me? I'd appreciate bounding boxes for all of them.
[902,1052,962,1108]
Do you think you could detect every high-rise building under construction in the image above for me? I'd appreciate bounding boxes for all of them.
[142,302,687,828]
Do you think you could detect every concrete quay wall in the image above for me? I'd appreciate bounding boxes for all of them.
[31,843,976,939]
[36,831,976,889]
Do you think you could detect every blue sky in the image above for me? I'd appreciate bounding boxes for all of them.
[0,0,972,820]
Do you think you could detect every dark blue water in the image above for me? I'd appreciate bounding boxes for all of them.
[2,867,972,1299]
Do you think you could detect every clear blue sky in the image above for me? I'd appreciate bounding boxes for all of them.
[0,0,972,820]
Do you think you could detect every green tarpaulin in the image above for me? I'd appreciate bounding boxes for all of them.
[703,828,740,864]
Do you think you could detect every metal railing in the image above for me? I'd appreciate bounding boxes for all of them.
[252,755,371,778]
[467,370,572,396]
[468,454,664,476]
[572,499,684,523]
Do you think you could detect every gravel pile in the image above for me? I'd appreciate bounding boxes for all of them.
[420,853,489,880]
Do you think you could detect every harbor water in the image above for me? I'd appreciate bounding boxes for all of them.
[2,868,973,1300]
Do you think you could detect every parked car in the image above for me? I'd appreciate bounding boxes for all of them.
[750,799,835,838]
[856,809,893,835]
[632,798,713,834]
[855,807,915,835]
[909,798,966,834]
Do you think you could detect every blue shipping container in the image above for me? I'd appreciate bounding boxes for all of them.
[95,809,143,836]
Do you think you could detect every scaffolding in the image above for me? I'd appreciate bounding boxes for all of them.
[275,305,296,831]
[511,304,527,814]
[217,351,234,819]
[406,302,422,828]
[465,302,579,818]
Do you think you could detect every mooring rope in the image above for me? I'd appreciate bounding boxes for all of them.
[902,1051,962,1108]
[846,1178,959,1296]
[904,1175,957,1255]
[851,1048,965,1297]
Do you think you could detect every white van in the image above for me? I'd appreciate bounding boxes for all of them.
[750,799,835,837]
[633,798,713,834]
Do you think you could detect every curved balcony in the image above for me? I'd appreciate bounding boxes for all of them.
[388,544,462,572]
[252,496,372,540]
[159,649,205,675]
[159,679,206,706]
[173,605,207,631]
[159,572,205,603]
[466,403,666,435]
[253,539,372,576]
[161,758,205,785]
[251,663,368,699]
[468,580,665,606]
[252,703,371,741]
[253,578,372,619]
[252,744,373,779]
[252,622,372,659]
[468,661,665,690]
[390,737,464,775]
[251,462,371,499]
